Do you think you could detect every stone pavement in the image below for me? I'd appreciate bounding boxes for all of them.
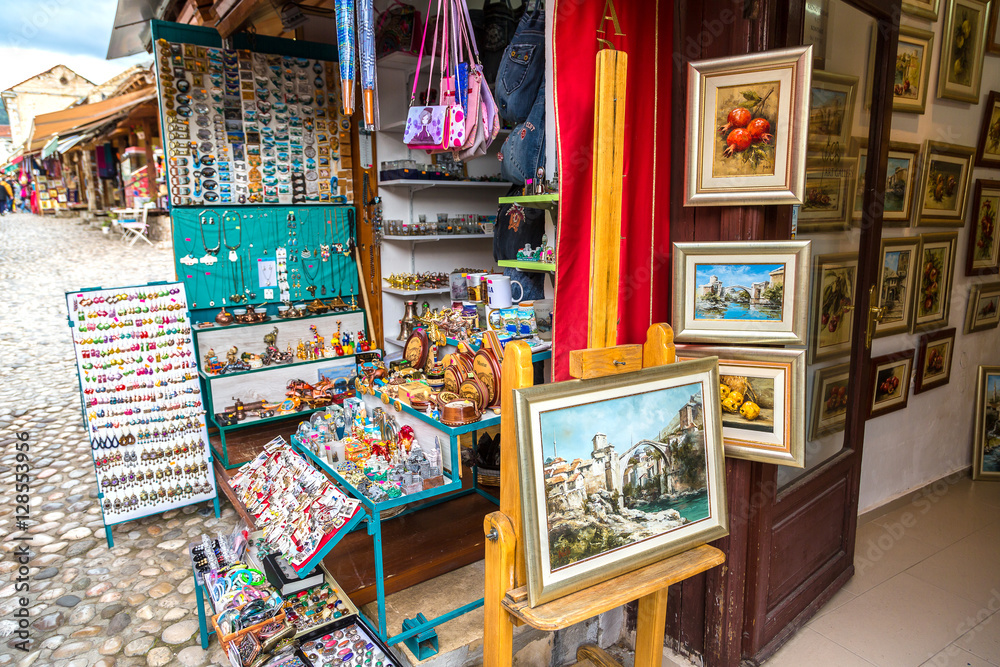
[0,213,238,667]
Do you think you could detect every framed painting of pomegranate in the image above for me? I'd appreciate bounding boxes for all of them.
[869,350,915,419]
[684,46,812,206]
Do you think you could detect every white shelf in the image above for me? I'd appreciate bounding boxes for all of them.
[384,338,405,347]
[378,179,513,190]
[383,234,491,243]
[377,51,430,73]
[382,286,451,296]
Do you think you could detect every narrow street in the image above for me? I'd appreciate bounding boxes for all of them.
[0,213,236,667]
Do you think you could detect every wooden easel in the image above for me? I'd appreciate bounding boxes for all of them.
[481,48,726,667]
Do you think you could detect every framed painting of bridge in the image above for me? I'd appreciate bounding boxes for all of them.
[676,345,806,467]
[514,358,729,607]
[672,241,811,345]
[972,365,1000,481]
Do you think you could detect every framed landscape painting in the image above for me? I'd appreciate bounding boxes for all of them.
[975,92,1000,169]
[937,0,992,104]
[966,180,1000,275]
[912,232,959,333]
[964,281,1000,333]
[514,358,729,606]
[903,0,941,19]
[799,159,856,232]
[685,46,812,206]
[851,138,920,226]
[869,350,915,419]
[915,141,974,227]
[874,237,922,338]
[810,252,859,363]
[809,71,858,151]
[867,26,934,113]
[675,345,806,467]
[972,365,1000,480]
[673,241,811,345]
[810,363,851,441]
[915,328,956,394]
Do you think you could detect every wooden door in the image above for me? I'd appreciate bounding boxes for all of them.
[740,0,901,661]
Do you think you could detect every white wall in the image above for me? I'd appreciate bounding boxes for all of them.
[795,2,1000,512]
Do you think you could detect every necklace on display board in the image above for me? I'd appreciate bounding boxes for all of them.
[199,211,220,264]
[179,231,198,266]
[222,211,242,262]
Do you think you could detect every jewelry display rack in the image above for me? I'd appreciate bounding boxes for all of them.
[65,281,221,548]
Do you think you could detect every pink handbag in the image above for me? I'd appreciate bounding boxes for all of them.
[404,0,462,151]
[453,0,499,159]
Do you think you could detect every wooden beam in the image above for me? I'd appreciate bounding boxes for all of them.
[216,0,264,39]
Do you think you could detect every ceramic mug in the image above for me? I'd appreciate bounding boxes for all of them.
[466,272,488,301]
[486,275,524,309]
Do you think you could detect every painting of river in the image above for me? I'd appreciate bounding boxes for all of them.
[694,262,785,321]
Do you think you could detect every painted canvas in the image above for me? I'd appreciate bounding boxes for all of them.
[915,328,956,394]
[693,263,785,322]
[896,38,926,102]
[977,93,1000,167]
[946,2,982,88]
[967,180,1000,275]
[800,163,854,231]
[875,237,921,337]
[870,351,914,418]
[811,363,850,440]
[854,153,915,220]
[720,374,774,434]
[923,158,965,212]
[965,281,1000,333]
[972,367,1000,480]
[811,254,858,362]
[913,233,958,332]
[712,82,780,178]
[917,142,974,226]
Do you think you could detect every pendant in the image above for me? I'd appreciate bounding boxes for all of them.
[180,255,198,266]
[307,285,317,297]
[301,247,312,259]
[321,286,326,295]
[321,244,330,261]
[200,254,218,265]
[229,250,238,262]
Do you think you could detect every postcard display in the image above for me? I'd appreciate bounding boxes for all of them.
[65,282,219,547]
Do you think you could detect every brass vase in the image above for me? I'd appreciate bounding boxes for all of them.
[399,300,420,341]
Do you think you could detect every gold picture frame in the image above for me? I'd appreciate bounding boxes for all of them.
[810,252,859,363]
[874,236,922,338]
[809,70,858,151]
[974,91,1000,169]
[966,179,1000,276]
[514,358,729,606]
[799,159,857,233]
[850,138,921,226]
[869,349,915,419]
[914,141,975,227]
[685,46,812,206]
[891,26,935,114]
[912,232,959,333]
[903,0,942,19]
[810,362,851,441]
[964,281,1000,333]
[937,0,993,104]
[675,345,806,467]
[914,327,957,394]
[972,365,1000,480]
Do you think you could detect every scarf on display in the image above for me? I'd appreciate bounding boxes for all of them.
[550,0,673,381]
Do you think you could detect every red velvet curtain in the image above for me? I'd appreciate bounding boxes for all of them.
[551,0,673,381]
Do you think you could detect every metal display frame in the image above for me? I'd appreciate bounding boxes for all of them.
[65,280,221,547]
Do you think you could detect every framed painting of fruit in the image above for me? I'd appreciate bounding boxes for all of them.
[869,350,915,419]
[810,253,859,363]
[685,45,812,206]
[964,281,1000,333]
[975,92,1000,169]
[915,328,956,394]
[874,237,922,338]
[937,0,992,104]
[808,71,857,152]
[972,365,1000,481]
[798,159,856,232]
[903,0,941,19]
[915,141,974,227]
[676,345,805,467]
[850,138,920,226]
[672,240,811,345]
[912,232,958,333]
[966,179,1000,275]
[810,362,850,441]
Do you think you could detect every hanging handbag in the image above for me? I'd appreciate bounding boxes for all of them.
[375,0,420,57]
[453,0,500,160]
[403,0,463,151]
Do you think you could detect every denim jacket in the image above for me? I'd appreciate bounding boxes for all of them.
[499,83,545,185]
[494,2,544,125]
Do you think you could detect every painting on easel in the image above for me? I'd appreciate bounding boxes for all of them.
[515,358,729,606]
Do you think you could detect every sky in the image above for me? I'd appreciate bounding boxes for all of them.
[695,263,783,290]
[538,383,703,463]
[0,0,150,92]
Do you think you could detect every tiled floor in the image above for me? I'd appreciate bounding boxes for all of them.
[763,477,1000,667]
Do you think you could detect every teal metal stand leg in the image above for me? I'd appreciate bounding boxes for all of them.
[212,495,221,518]
[104,524,114,548]
[195,570,210,649]
[367,511,388,641]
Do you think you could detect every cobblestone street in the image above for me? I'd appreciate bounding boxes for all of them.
[0,213,237,667]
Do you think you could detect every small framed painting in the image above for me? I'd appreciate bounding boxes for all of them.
[915,328,957,394]
[809,71,858,151]
[903,0,941,19]
[851,138,920,226]
[810,362,850,441]
[685,46,812,206]
[915,141,975,227]
[514,358,729,606]
[966,179,1000,276]
[972,365,1000,480]
[799,159,857,232]
[874,236,922,338]
[975,92,1000,169]
[912,232,959,333]
[989,2,1000,53]
[964,281,1000,333]
[810,252,859,363]
[869,350,915,419]
[866,26,934,114]
[675,345,806,467]
[937,0,992,104]
[672,241,811,345]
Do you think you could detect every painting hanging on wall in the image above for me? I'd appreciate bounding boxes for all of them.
[684,46,812,206]
[809,71,857,151]
[851,138,920,226]
[912,232,959,332]
[799,159,856,232]
[810,362,851,441]
[975,92,1000,169]
[672,241,811,345]
[915,141,975,227]
[514,358,729,606]
[937,0,992,104]
[874,237,922,338]
[903,0,941,19]
[966,180,1000,276]
[964,281,1000,333]
[676,345,806,467]
[810,252,859,363]
[869,350,915,419]
[915,328,957,394]
[866,26,934,114]
[972,365,1000,480]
